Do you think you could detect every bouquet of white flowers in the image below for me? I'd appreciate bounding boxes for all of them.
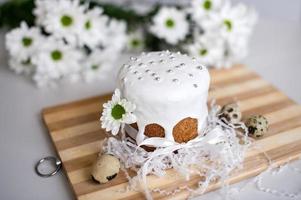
[3,0,257,87]
[5,0,126,87]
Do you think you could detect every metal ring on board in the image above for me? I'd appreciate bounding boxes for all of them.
[35,156,62,177]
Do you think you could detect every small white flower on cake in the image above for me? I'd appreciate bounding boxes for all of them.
[82,49,114,82]
[42,0,85,45]
[78,7,109,48]
[31,37,83,85]
[126,30,145,52]
[5,22,43,63]
[101,89,137,135]
[150,7,189,45]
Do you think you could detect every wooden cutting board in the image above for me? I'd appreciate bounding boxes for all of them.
[42,65,301,200]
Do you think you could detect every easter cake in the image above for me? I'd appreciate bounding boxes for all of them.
[117,51,210,144]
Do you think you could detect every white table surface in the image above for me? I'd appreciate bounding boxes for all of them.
[0,18,301,200]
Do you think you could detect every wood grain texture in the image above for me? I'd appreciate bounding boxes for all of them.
[42,65,301,200]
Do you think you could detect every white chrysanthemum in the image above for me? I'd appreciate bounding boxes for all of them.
[34,0,57,25]
[204,2,257,41]
[126,30,145,52]
[42,0,85,45]
[186,33,225,68]
[219,37,249,68]
[150,7,189,45]
[33,73,58,88]
[190,0,224,27]
[78,7,109,48]
[81,49,114,82]
[103,19,127,52]
[100,89,137,135]
[8,57,35,75]
[31,37,83,85]
[5,22,43,62]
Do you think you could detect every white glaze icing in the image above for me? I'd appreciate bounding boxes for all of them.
[117,51,210,144]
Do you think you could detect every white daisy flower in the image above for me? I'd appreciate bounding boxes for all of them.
[81,49,114,83]
[31,37,83,82]
[126,30,145,52]
[78,7,109,48]
[100,89,137,135]
[8,57,35,75]
[33,0,57,26]
[103,19,127,53]
[150,7,189,45]
[5,22,43,62]
[221,37,248,68]
[186,33,225,68]
[190,0,224,27]
[42,0,85,45]
[204,2,257,41]
[33,73,57,88]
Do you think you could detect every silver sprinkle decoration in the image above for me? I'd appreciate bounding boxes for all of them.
[138,77,143,80]
[138,63,144,66]
[193,84,198,88]
[188,73,193,77]
[151,73,156,77]
[149,61,155,65]
[167,69,173,73]
[180,63,185,66]
[196,66,203,70]
[172,78,179,82]
[145,69,150,73]
[133,71,138,74]
[159,59,164,63]
[130,57,137,61]
[154,77,160,81]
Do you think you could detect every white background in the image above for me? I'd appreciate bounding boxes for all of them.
[0,1,301,200]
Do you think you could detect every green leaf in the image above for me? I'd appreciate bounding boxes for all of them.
[0,0,35,28]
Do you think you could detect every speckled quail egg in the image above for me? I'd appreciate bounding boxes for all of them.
[91,154,120,184]
[245,115,269,138]
[220,103,242,124]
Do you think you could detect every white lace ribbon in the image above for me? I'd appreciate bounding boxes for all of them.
[138,127,226,148]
